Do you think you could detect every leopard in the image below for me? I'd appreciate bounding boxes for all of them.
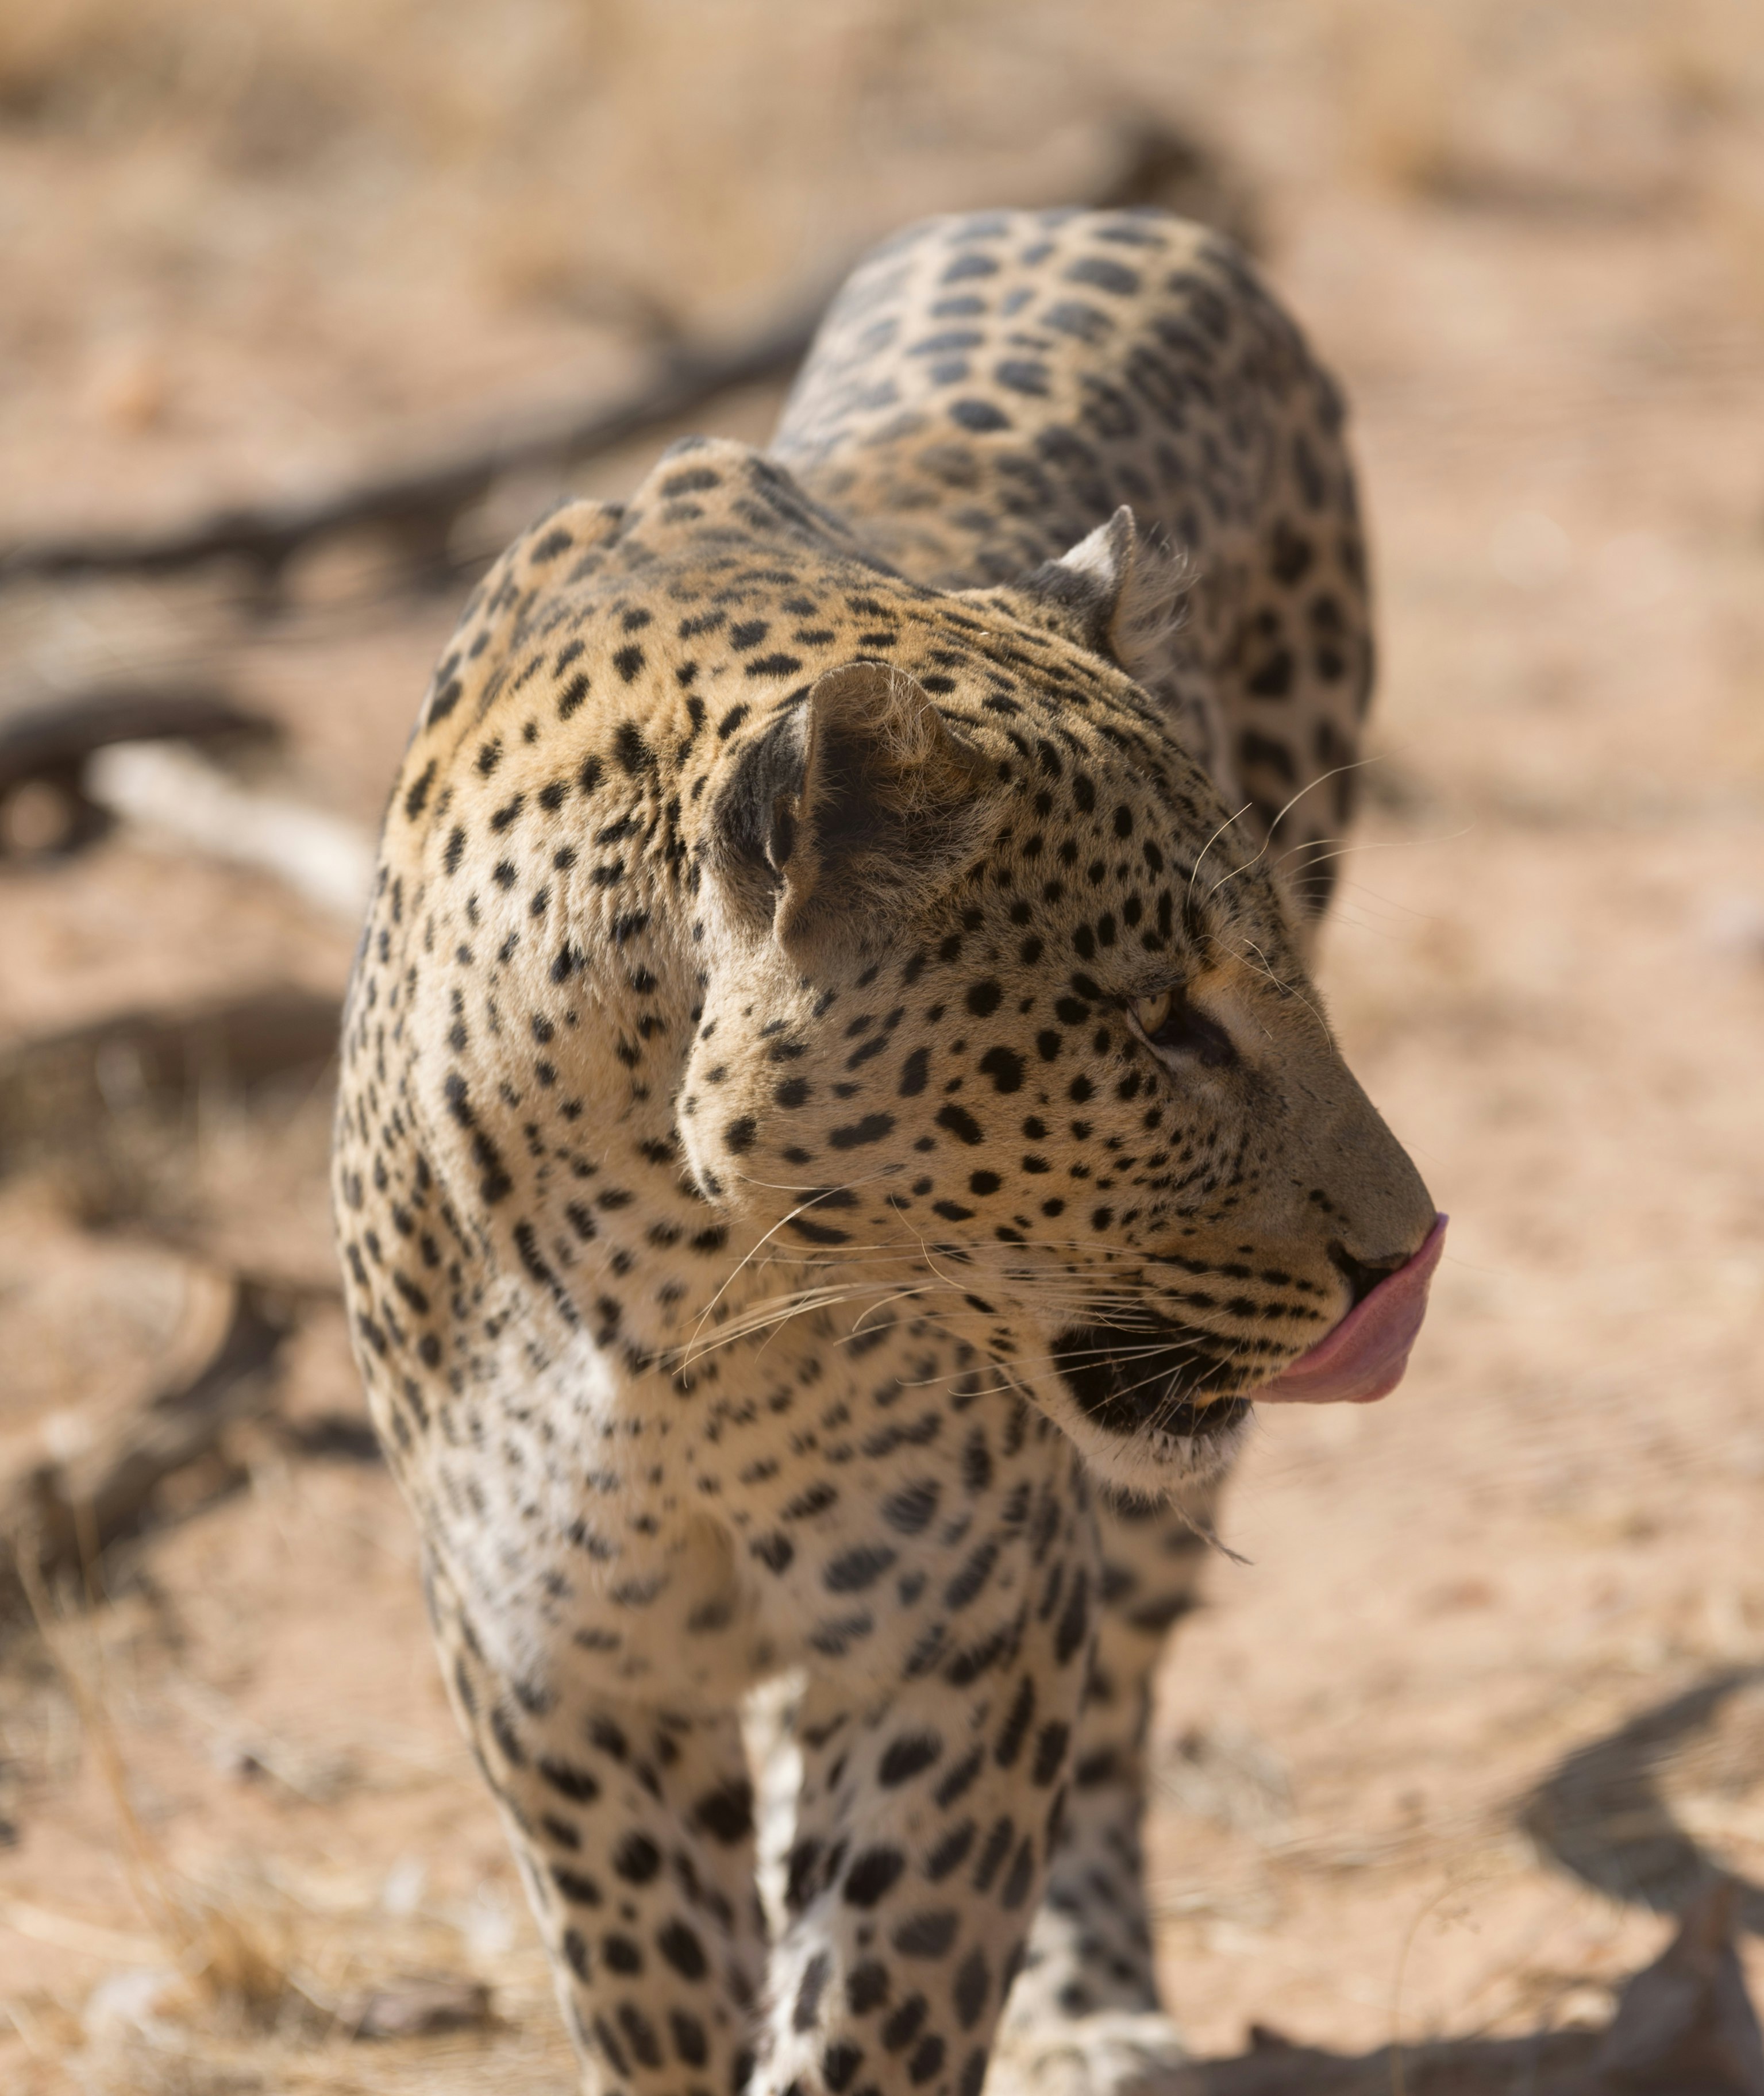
[332,205,1439,2096]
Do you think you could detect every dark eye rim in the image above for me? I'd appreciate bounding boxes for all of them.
[1129,987,1238,1069]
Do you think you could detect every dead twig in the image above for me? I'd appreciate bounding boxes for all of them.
[1,1269,295,1610]
[0,119,1254,604]
[0,681,276,857]
[0,987,342,1178]
[0,310,820,599]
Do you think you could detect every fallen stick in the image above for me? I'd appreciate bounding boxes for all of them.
[0,120,1250,600]
[0,1269,293,1609]
[0,680,278,856]
[0,312,820,596]
[0,986,343,1175]
[0,682,274,800]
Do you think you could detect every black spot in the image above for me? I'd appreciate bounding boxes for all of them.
[613,645,646,683]
[977,1047,1024,1093]
[995,1677,1035,1767]
[893,1910,958,1959]
[883,1996,929,2052]
[403,761,436,820]
[694,1779,755,1844]
[965,980,1002,1018]
[724,1117,758,1155]
[1238,727,1298,781]
[953,1947,988,2029]
[926,1821,976,1879]
[671,2011,709,2066]
[539,1756,600,1805]
[1246,650,1296,701]
[935,1748,985,1810]
[614,720,653,773]
[1065,255,1140,295]
[795,1949,833,2032]
[618,2002,663,2070]
[826,1546,896,1593]
[1031,1721,1070,1786]
[882,1481,940,1534]
[830,1114,895,1149]
[1042,302,1112,345]
[848,1960,891,2014]
[658,1920,708,1981]
[844,1846,906,1906]
[995,358,1049,395]
[1056,1568,1090,1665]
[613,1831,662,1884]
[899,1047,931,1097]
[752,1532,795,1574]
[909,2034,946,2085]
[1000,1839,1037,1909]
[823,2041,864,2091]
[878,1733,942,1786]
[950,398,1011,433]
[935,1103,984,1145]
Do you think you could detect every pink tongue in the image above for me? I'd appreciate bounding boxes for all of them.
[1257,1215,1447,1405]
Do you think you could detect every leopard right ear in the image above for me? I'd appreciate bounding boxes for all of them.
[1011,508,1227,786]
[1015,507,1192,687]
[708,661,995,965]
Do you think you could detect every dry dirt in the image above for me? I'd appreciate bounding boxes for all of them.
[2,3,1763,2091]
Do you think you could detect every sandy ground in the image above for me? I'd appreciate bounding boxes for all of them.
[2,3,1763,2090]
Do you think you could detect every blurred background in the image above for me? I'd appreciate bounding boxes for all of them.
[2,2,1763,2091]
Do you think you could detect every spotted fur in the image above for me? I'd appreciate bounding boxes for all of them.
[333,208,1434,2096]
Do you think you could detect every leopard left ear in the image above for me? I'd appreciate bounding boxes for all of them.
[707,661,996,967]
[1016,507,1189,687]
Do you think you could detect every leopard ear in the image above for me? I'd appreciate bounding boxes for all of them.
[710,661,993,962]
[1018,506,1191,687]
[1016,507,1227,783]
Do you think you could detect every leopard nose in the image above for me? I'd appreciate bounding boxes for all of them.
[1327,1240,1413,1309]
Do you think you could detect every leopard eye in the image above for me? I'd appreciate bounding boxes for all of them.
[1133,987,1237,1069]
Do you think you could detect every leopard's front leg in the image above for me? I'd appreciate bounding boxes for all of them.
[984,1482,1224,2096]
[429,1554,769,2096]
[757,1443,1100,2096]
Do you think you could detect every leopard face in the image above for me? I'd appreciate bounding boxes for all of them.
[679,585,1432,1496]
